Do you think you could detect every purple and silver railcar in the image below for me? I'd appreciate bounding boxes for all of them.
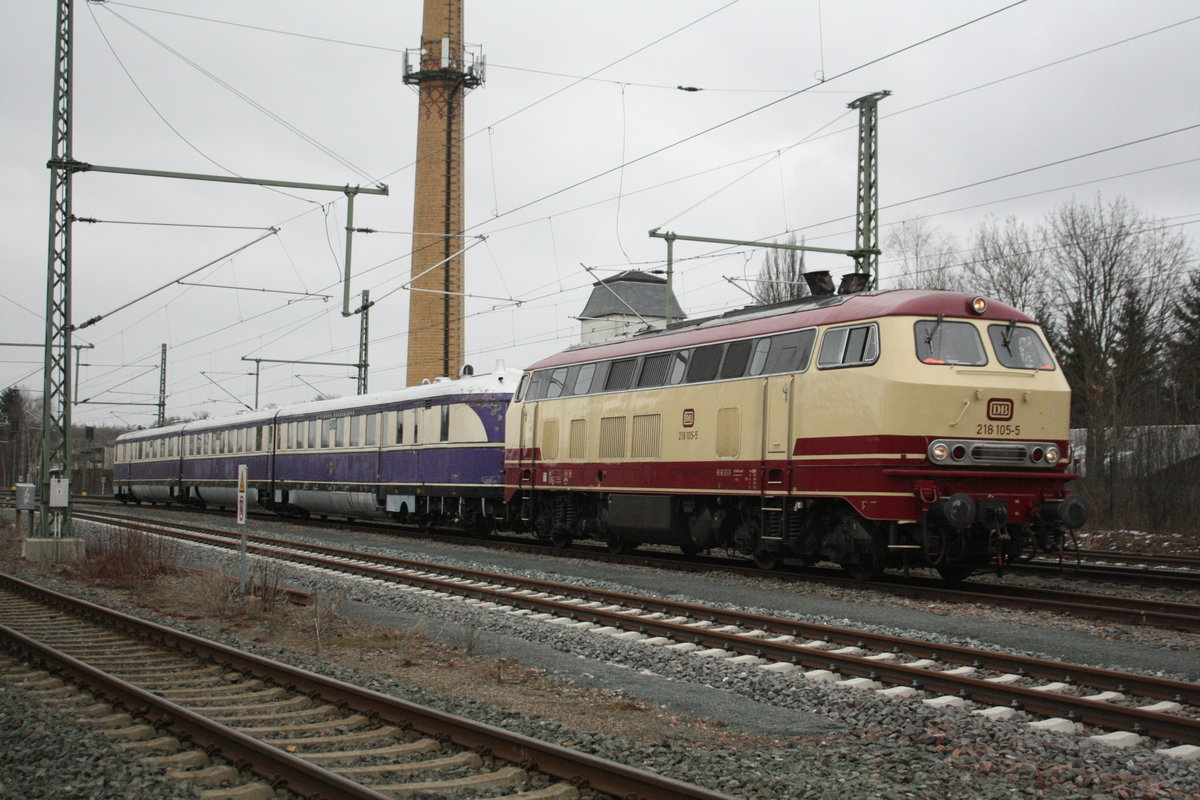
[113,368,521,531]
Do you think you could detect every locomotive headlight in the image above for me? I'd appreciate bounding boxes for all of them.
[969,296,988,315]
[1044,445,1061,465]
[929,441,951,463]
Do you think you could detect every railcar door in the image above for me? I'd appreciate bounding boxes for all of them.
[515,400,540,521]
[760,374,795,555]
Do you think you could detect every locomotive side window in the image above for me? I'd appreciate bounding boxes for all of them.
[686,344,723,382]
[514,373,530,402]
[748,339,771,375]
[545,367,570,398]
[720,339,752,379]
[638,353,671,387]
[818,323,879,368]
[667,349,690,384]
[766,329,816,374]
[605,358,637,391]
[573,363,597,395]
[914,320,986,366]
[988,324,1056,370]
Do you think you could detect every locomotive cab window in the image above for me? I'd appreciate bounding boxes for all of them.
[914,319,986,366]
[989,324,1056,370]
[818,323,879,368]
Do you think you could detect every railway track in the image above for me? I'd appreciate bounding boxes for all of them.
[65,511,1200,752]
[68,502,1200,631]
[0,571,736,800]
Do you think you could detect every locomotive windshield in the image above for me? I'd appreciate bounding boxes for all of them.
[914,319,987,366]
[988,324,1056,370]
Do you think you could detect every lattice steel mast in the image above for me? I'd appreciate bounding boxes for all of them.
[850,90,890,288]
[39,0,76,537]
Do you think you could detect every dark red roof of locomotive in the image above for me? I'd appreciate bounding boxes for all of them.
[528,290,1035,370]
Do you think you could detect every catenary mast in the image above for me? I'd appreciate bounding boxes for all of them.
[403,0,484,385]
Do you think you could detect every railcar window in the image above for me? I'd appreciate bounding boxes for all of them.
[365,414,377,446]
[396,414,405,445]
[440,405,451,441]
[818,323,880,368]
[667,349,690,385]
[686,344,723,382]
[638,353,671,387]
[605,358,637,391]
[412,410,420,444]
[988,324,1056,370]
[720,339,752,379]
[308,421,319,449]
[914,320,986,366]
[349,416,360,447]
[573,363,597,395]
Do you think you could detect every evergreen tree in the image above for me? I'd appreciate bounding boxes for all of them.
[1170,270,1200,423]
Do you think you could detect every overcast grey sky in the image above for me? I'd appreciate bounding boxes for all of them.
[2,1,1197,426]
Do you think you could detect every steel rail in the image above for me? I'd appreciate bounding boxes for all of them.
[73,512,1200,743]
[76,510,1200,704]
[0,623,393,800]
[0,572,737,800]
[78,506,1199,631]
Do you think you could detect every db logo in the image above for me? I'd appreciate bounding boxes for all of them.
[987,398,1014,421]
[682,409,695,428]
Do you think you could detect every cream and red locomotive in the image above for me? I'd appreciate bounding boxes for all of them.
[504,288,1085,580]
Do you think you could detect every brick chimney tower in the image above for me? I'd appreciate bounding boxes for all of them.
[403,0,484,384]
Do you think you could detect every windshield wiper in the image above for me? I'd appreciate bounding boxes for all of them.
[1001,319,1017,352]
[924,314,944,347]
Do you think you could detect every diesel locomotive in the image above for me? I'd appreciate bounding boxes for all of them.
[114,288,1086,581]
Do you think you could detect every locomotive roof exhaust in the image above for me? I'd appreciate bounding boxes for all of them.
[803,271,869,297]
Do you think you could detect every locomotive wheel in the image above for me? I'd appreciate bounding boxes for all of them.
[840,559,882,581]
[606,535,633,554]
[752,550,780,570]
[935,563,974,583]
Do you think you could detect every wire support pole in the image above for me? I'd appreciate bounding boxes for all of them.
[357,290,370,395]
[157,343,167,426]
[849,90,890,288]
[39,0,75,539]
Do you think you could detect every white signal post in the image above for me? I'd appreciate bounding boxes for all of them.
[237,465,248,598]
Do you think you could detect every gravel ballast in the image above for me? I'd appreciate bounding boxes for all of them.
[3,509,1199,799]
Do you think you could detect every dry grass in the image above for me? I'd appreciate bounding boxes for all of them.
[75,528,182,590]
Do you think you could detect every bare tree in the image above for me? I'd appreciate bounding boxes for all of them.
[753,235,809,304]
[963,214,1052,318]
[882,216,963,290]
[1047,195,1188,430]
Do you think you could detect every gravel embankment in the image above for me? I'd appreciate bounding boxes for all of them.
[3,509,1199,799]
[0,679,202,800]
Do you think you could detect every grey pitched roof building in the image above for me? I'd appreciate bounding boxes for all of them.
[579,270,685,321]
